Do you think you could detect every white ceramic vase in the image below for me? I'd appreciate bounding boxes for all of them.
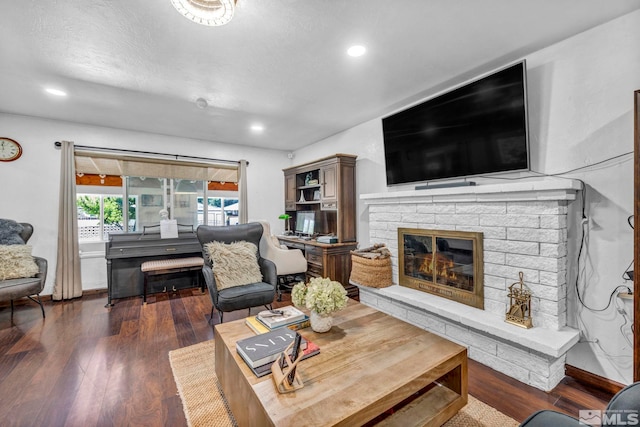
[310,310,333,333]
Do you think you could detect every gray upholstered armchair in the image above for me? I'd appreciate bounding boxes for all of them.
[196,222,277,323]
[520,381,640,427]
[0,222,47,318]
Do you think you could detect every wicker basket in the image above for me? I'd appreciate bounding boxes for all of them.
[349,254,393,288]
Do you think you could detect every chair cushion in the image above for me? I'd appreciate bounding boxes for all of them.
[216,282,275,312]
[0,245,39,280]
[0,219,25,245]
[0,277,43,301]
[204,241,263,290]
[141,257,204,272]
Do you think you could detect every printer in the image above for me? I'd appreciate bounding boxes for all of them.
[316,235,338,244]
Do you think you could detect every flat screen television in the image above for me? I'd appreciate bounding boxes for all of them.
[382,61,529,186]
[295,211,315,236]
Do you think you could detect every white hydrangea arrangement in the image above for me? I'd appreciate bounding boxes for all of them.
[291,277,348,316]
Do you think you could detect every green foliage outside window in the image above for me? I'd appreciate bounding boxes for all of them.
[77,196,136,227]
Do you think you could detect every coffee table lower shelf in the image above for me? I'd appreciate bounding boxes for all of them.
[373,384,464,426]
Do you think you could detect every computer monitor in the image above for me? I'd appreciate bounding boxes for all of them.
[295,211,315,236]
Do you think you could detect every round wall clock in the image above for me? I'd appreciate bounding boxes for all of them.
[0,137,23,162]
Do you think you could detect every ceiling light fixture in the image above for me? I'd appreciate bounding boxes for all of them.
[45,88,67,97]
[347,45,366,57]
[170,0,237,26]
[250,124,264,133]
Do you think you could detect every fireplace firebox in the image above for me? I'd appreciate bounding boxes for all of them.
[398,228,484,309]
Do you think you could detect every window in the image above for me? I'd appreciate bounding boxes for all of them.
[198,197,239,226]
[77,193,135,241]
[172,179,205,227]
[74,151,241,240]
[127,176,165,232]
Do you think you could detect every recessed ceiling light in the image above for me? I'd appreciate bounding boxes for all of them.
[195,97,208,109]
[45,88,67,97]
[347,45,366,57]
[250,124,264,133]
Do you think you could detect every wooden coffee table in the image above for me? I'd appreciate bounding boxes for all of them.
[214,301,468,426]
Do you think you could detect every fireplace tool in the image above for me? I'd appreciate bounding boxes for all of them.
[506,271,533,329]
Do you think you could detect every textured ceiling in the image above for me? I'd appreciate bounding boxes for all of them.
[0,1,638,151]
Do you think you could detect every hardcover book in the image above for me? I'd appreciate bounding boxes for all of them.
[256,306,306,329]
[284,317,310,331]
[236,329,307,368]
[246,315,310,334]
[245,316,270,334]
[256,314,310,331]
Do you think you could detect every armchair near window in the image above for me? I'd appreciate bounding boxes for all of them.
[256,220,307,301]
[0,222,47,318]
[196,222,277,323]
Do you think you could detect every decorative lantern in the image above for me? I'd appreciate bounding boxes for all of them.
[506,271,533,329]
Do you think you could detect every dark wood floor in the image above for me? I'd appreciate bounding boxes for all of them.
[0,290,613,426]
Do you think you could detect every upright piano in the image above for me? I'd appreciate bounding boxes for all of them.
[105,231,203,306]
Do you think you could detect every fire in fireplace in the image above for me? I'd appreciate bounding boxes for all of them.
[398,228,484,309]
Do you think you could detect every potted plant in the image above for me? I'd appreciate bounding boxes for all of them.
[291,277,348,332]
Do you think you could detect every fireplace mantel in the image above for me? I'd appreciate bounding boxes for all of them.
[361,177,582,205]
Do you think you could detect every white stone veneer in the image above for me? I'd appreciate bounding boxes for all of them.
[359,177,582,391]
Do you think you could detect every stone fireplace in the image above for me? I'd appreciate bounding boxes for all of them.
[399,228,484,309]
[357,178,583,391]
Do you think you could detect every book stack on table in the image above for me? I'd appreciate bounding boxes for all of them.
[236,329,320,377]
[239,306,318,377]
[245,306,310,334]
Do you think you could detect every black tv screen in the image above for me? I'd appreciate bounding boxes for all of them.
[382,61,529,186]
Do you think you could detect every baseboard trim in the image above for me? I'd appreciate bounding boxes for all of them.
[565,364,625,394]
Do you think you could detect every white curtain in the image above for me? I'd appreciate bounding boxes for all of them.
[53,141,82,300]
[238,159,248,224]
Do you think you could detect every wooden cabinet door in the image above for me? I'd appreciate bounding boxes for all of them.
[285,172,297,210]
[321,163,337,202]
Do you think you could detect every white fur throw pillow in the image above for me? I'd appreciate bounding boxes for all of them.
[204,241,263,290]
[0,245,40,280]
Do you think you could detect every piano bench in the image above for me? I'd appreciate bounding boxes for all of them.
[141,257,204,304]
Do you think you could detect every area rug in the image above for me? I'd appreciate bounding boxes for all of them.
[169,340,519,427]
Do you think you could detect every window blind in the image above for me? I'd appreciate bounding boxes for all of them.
[74,152,239,183]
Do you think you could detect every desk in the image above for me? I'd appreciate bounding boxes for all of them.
[215,300,468,426]
[277,236,358,299]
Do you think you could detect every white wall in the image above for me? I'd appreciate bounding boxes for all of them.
[0,114,290,294]
[293,11,640,384]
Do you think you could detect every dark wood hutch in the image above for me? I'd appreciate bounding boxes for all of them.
[280,154,359,298]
